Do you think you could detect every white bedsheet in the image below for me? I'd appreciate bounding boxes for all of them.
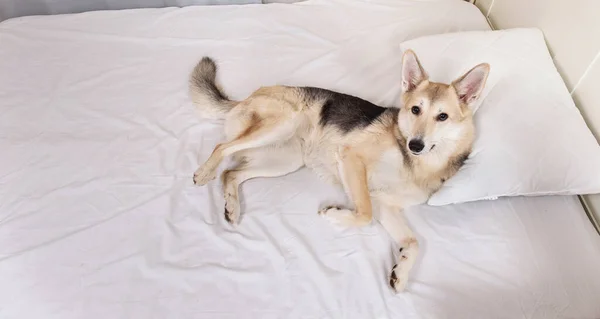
[1,1,600,318]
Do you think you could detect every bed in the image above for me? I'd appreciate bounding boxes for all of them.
[1,0,600,318]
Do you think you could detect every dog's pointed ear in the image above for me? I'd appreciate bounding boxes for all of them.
[402,50,428,93]
[452,63,490,107]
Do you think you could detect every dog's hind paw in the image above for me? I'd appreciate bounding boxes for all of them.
[224,196,240,225]
[193,166,216,185]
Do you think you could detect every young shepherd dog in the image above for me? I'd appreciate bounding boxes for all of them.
[190,50,489,292]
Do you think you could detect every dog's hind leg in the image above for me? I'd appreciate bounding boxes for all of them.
[193,113,297,185]
[378,205,419,293]
[221,142,304,224]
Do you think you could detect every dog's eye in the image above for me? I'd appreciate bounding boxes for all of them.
[411,106,420,115]
[437,113,449,121]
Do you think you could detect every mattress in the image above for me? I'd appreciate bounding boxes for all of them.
[1,1,600,318]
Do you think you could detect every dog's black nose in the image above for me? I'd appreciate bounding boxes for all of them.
[408,139,425,153]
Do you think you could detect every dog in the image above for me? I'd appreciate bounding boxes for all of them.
[190,50,489,292]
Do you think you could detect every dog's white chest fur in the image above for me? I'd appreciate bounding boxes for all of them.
[368,149,429,208]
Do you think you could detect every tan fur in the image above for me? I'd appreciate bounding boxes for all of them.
[191,51,490,293]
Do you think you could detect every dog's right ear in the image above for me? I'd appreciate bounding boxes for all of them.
[452,63,490,108]
[401,50,428,93]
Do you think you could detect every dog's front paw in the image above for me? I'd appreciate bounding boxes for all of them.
[389,263,408,293]
[389,238,419,293]
[319,206,358,226]
[193,166,216,185]
[318,205,343,216]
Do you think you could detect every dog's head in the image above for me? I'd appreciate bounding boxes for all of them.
[397,50,489,156]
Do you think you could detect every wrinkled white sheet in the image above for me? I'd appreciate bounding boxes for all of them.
[1,1,600,318]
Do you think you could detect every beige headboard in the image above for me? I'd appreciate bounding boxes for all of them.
[474,0,600,225]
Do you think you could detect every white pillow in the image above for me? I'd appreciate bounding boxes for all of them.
[397,28,600,206]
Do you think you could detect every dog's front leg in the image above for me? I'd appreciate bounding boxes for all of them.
[378,204,419,293]
[319,146,372,227]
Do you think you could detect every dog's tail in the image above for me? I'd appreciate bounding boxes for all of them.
[189,57,237,119]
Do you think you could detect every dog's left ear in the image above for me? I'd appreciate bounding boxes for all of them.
[401,50,428,93]
[452,63,490,108]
